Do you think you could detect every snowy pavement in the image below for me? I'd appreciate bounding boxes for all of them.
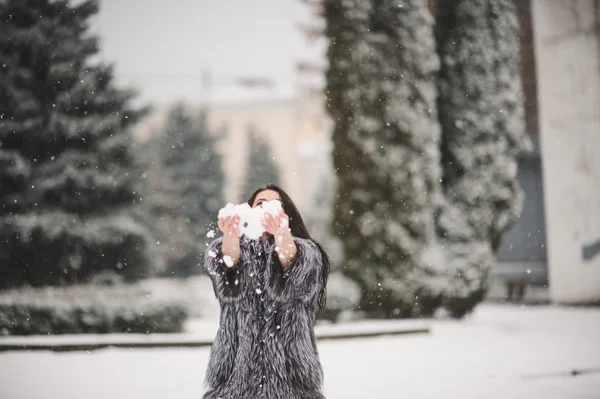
[0,318,429,351]
[0,304,599,399]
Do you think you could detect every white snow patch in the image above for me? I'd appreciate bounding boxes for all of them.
[217,200,284,239]
[1,305,598,399]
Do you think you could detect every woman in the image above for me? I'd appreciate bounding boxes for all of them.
[203,184,330,399]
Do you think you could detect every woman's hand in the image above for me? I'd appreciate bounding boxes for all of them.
[264,209,297,268]
[263,209,290,236]
[218,215,241,267]
[218,215,241,237]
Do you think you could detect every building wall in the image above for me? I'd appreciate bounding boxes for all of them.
[532,0,600,303]
[207,99,302,206]
[207,96,331,213]
[134,93,332,217]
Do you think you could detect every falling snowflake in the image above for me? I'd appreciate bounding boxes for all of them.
[223,255,234,267]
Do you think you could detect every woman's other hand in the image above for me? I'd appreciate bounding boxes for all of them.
[218,215,241,267]
[263,208,290,236]
[264,209,297,268]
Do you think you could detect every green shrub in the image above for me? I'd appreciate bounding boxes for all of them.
[0,282,187,335]
[0,214,152,289]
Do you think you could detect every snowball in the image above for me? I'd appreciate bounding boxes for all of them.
[218,203,261,238]
[217,203,235,218]
[218,203,252,220]
[217,200,285,240]
[261,200,282,217]
[241,207,265,239]
[206,229,216,238]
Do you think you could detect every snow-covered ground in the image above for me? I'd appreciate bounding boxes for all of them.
[0,304,598,399]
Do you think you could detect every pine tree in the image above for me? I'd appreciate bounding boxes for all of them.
[241,126,280,201]
[0,0,151,288]
[155,103,225,276]
[436,0,532,317]
[325,0,443,317]
[137,137,195,277]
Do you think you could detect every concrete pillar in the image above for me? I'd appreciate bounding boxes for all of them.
[531,0,600,303]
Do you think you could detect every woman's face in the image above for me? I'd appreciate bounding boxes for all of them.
[252,189,282,208]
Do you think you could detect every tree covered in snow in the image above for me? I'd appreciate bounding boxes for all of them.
[436,0,531,317]
[325,0,443,317]
[305,169,344,267]
[240,126,280,201]
[0,0,151,288]
[147,103,224,277]
[138,137,195,277]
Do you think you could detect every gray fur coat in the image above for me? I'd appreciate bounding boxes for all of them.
[202,234,326,399]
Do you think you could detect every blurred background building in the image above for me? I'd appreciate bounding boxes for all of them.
[530,0,600,304]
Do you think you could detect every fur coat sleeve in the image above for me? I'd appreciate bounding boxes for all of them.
[270,237,324,303]
[203,237,252,303]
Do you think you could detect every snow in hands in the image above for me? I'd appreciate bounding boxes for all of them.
[218,201,283,240]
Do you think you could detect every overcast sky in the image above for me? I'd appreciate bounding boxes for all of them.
[90,0,325,106]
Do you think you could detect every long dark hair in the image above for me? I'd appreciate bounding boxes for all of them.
[247,184,330,313]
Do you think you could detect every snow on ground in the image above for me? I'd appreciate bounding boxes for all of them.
[0,304,598,399]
